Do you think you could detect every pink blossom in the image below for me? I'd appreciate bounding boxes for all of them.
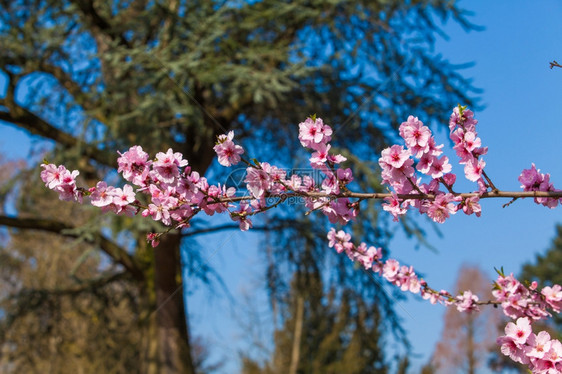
[519,164,542,190]
[428,155,452,179]
[336,168,353,185]
[380,145,411,169]
[231,201,253,231]
[426,193,457,223]
[416,153,434,174]
[327,228,352,254]
[399,115,431,156]
[214,131,244,167]
[245,166,271,198]
[309,143,331,167]
[542,285,562,312]
[464,158,486,182]
[112,185,135,206]
[117,146,151,186]
[382,194,407,222]
[462,196,482,217]
[455,290,480,313]
[497,335,529,365]
[40,164,67,189]
[442,173,456,186]
[505,317,532,345]
[526,331,552,359]
[153,148,188,184]
[298,117,332,148]
[382,259,400,282]
[90,181,115,207]
[327,153,347,164]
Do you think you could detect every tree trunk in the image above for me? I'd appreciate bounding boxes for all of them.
[466,316,476,374]
[145,232,195,374]
[289,295,304,374]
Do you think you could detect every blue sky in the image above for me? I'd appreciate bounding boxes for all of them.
[1,1,561,373]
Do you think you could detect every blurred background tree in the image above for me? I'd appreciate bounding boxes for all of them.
[240,246,388,374]
[428,265,502,374]
[0,0,478,372]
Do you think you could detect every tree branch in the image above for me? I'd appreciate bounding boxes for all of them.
[0,215,144,282]
[0,102,117,168]
[68,0,131,48]
[14,271,127,298]
[181,222,292,237]
[197,189,562,204]
[550,60,561,69]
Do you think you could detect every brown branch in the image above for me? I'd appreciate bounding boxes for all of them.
[68,0,131,48]
[203,189,562,204]
[0,104,117,168]
[0,215,144,282]
[549,60,562,69]
[14,271,127,298]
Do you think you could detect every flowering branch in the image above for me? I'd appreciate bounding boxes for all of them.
[40,106,562,372]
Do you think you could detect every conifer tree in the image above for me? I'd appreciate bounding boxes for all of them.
[0,1,478,372]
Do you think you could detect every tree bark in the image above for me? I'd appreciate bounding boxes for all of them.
[289,295,304,374]
[150,232,195,374]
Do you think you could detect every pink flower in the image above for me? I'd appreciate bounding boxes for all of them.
[153,148,188,184]
[327,228,352,254]
[298,117,332,148]
[231,201,253,231]
[526,331,552,359]
[40,164,67,189]
[462,196,482,217]
[497,335,529,365]
[309,143,330,167]
[416,153,434,174]
[113,184,136,207]
[542,285,562,312]
[519,164,541,190]
[382,259,400,282]
[505,317,532,346]
[380,145,411,169]
[464,158,486,182]
[90,181,115,207]
[382,193,407,222]
[399,115,431,156]
[336,168,353,185]
[426,193,457,223]
[428,155,452,179]
[117,146,151,186]
[245,166,271,198]
[455,290,480,313]
[214,131,244,167]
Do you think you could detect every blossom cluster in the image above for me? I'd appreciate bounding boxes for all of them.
[497,317,562,373]
[380,106,489,223]
[519,163,561,208]
[327,228,482,312]
[328,228,562,374]
[494,273,562,321]
[41,107,560,239]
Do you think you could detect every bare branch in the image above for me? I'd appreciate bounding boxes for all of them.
[550,60,562,69]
